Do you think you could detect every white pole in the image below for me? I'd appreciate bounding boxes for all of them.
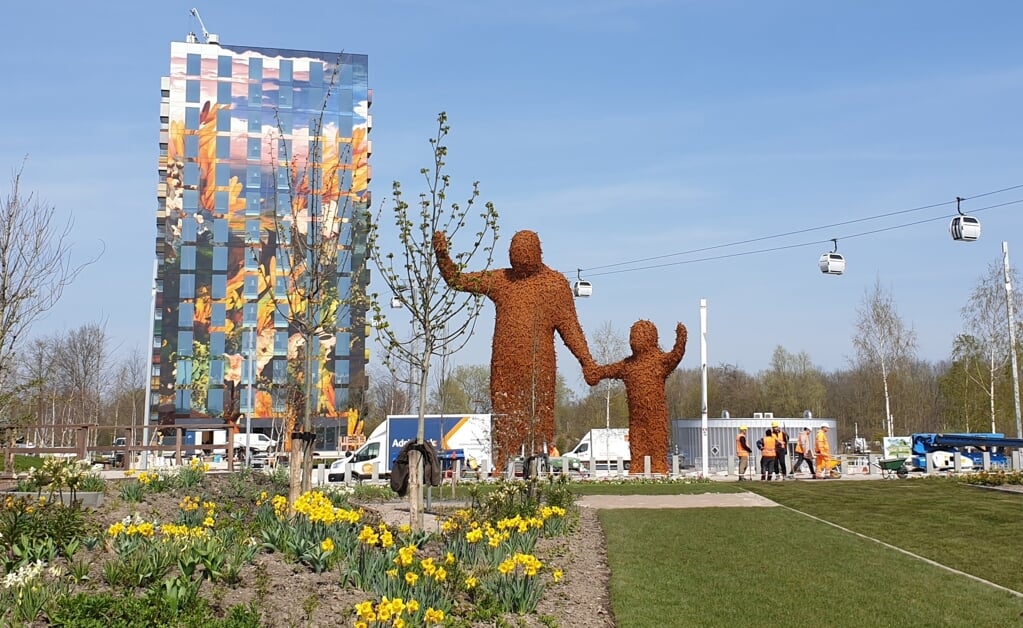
[141,260,158,471]
[246,326,255,466]
[700,298,709,478]
[1002,242,1022,438]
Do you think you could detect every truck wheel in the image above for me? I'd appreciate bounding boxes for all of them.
[623,461,631,471]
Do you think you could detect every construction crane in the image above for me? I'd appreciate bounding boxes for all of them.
[189,8,219,45]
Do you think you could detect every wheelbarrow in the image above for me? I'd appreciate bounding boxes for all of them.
[819,456,842,479]
[875,457,909,479]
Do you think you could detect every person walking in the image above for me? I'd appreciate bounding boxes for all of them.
[792,427,817,478]
[736,426,753,481]
[815,425,832,479]
[759,428,777,481]
[772,422,790,479]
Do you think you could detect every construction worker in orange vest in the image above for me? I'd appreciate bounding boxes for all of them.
[792,427,817,478]
[772,421,790,480]
[735,426,752,481]
[759,428,778,481]
[815,425,832,479]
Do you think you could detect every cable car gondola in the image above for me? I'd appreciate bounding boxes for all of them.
[573,269,592,297]
[949,196,981,242]
[819,239,845,275]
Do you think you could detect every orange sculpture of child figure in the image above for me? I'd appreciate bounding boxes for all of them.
[584,320,687,475]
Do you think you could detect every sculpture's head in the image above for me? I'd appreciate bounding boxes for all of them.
[629,320,659,352]
[509,230,542,277]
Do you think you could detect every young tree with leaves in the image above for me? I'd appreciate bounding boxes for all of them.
[364,112,499,530]
[253,63,373,505]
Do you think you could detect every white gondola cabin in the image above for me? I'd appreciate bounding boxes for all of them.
[819,239,845,275]
[573,269,592,297]
[949,215,981,242]
[819,253,846,275]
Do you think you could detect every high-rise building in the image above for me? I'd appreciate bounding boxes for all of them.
[153,37,370,447]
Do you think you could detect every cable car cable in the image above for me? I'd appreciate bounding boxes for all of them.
[575,197,1023,277]
[578,183,1023,274]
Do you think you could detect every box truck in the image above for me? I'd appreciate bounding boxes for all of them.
[564,428,631,471]
[330,414,492,481]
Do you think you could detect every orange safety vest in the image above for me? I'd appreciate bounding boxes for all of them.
[736,433,749,458]
[761,435,777,457]
[816,430,830,455]
[774,430,787,453]
[796,432,810,454]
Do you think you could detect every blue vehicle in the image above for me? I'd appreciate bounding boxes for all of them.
[332,414,492,481]
[909,433,1023,471]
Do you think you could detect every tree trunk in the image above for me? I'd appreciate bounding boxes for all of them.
[408,449,424,530]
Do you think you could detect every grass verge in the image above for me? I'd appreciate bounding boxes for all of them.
[601,506,1023,627]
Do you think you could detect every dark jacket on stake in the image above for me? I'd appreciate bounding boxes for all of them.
[390,440,443,496]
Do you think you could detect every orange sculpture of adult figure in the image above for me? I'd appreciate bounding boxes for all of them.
[584,320,687,475]
[433,230,595,472]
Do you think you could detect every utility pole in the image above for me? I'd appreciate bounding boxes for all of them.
[1002,242,1022,439]
[700,298,709,478]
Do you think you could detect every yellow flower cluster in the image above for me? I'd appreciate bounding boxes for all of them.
[271,495,288,518]
[106,520,156,538]
[394,544,417,567]
[418,557,448,582]
[353,596,444,627]
[439,509,473,534]
[292,490,362,525]
[137,471,159,485]
[187,457,210,472]
[256,490,270,507]
[553,568,564,583]
[179,495,199,512]
[357,523,395,548]
[539,505,567,519]
[496,514,544,534]
[497,553,543,577]
[320,537,335,553]
[160,523,211,540]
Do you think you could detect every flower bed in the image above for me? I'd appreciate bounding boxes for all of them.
[0,460,577,626]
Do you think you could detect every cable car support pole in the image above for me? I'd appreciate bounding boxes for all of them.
[700,298,709,478]
[1002,242,1022,439]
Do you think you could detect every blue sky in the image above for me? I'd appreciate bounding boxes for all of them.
[3,1,1023,392]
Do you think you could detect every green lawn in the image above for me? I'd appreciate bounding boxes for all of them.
[600,479,1023,627]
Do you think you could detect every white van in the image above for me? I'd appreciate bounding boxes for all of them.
[234,432,277,454]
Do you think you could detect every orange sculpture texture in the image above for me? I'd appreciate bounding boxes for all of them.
[585,320,687,475]
[433,230,594,471]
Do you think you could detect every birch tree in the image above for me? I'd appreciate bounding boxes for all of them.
[959,258,1023,432]
[852,278,917,437]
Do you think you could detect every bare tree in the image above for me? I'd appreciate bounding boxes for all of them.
[959,258,1023,432]
[0,162,97,437]
[587,321,628,432]
[852,278,917,437]
[253,62,373,505]
[109,346,148,445]
[365,112,499,530]
[759,345,826,417]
